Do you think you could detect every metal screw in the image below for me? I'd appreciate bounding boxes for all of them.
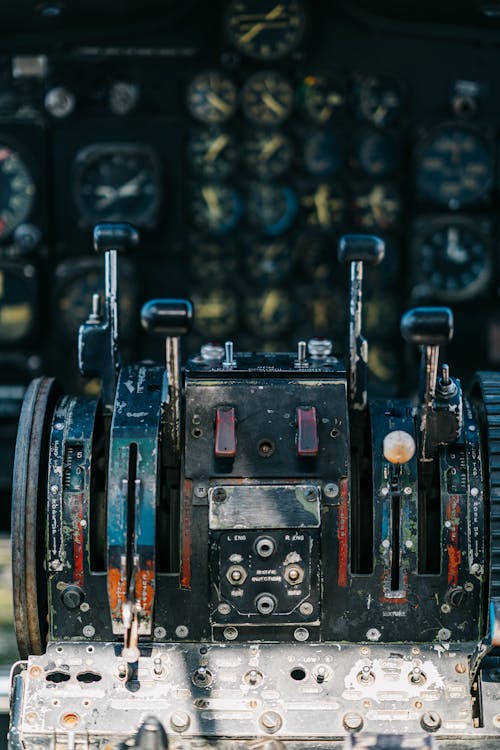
[324,482,339,499]
[455,663,467,674]
[404,486,412,495]
[176,625,189,638]
[170,711,190,732]
[82,625,95,638]
[223,626,238,640]
[303,487,317,502]
[194,484,207,498]
[259,711,282,734]
[437,628,451,641]
[212,487,227,502]
[441,603,451,614]
[380,487,389,497]
[218,602,231,615]
[343,712,363,732]
[366,628,381,641]
[45,86,75,117]
[80,602,90,612]
[154,627,166,639]
[471,487,479,497]
[244,669,263,686]
[464,582,474,592]
[421,711,441,732]
[294,627,309,642]
[299,602,313,616]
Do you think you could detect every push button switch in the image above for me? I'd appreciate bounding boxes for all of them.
[215,407,236,458]
[296,406,319,457]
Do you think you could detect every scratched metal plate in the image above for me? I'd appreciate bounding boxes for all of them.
[209,485,321,530]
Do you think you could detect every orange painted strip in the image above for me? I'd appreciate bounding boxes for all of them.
[337,477,349,587]
[180,479,193,589]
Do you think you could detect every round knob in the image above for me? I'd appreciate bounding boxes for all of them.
[93,222,140,255]
[141,299,194,337]
[337,234,385,266]
[400,307,453,346]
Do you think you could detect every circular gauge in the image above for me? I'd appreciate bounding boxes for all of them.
[416,128,492,209]
[244,288,292,336]
[243,131,293,179]
[246,183,298,235]
[302,287,345,336]
[295,232,331,282]
[187,129,238,179]
[191,288,239,338]
[187,71,237,124]
[352,129,400,177]
[300,183,346,230]
[351,183,401,231]
[244,239,293,282]
[189,238,237,284]
[415,223,491,301]
[225,0,306,61]
[0,146,35,241]
[73,144,161,227]
[191,184,242,235]
[0,264,36,343]
[353,76,402,127]
[303,130,345,177]
[57,262,136,340]
[298,73,346,125]
[242,71,294,126]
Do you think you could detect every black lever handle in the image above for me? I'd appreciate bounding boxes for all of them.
[400,307,454,347]
[141,299,194,338]
[337,234,385,266]
[93,222,139,255]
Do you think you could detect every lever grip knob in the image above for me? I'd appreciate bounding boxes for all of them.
[400,307,454,346]
[93,222,140,255]
[141,299,194,337]
[338,234,385,266]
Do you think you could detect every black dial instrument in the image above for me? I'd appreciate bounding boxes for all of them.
[295,232,331,282]
[242,71,294,126]
[0,263,36,343]
[225,0,306,61]
[416,127,492,209]
[353,75,402,127]
[188,129,238,179]
[415,222,491,301]
[187,71,237,124]
[352,183,401,231]
[189,238,237,284]
[243,131,293,179]
[300,183,346,230]
[244,239,292,282]
[191,288,239,338]
[191,184,242,235]
[73,144,161,227]
[244,287,292,336]
[303,130,345,177]
[298,73,346,125]
[352,129,400,177]
[246,183,298,235]
[0,146,35,241]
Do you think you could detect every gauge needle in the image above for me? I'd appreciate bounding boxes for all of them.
[262,135,282,160]
[207,92,232,114]
[117,171,147,197]
[261,290,281,321]
[205,134,229,162]
[262,92,286,116]
[314,185,330,227]
[94,185,118,209]
[202,186,222,219]
[239,4,286,44]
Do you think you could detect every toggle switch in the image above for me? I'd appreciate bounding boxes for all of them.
[296,406,319,457]
[215,407,237,458]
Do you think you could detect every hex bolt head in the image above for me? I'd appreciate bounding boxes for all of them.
[421,711,442,732]
[343,712,364,732]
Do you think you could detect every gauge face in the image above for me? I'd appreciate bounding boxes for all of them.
[416,223,491,301]
[246,183,298,235]
[243,131,293,179]
[188,129,238,179]
[353,76,402,127]
[295,232,331,282]
[0,265,35,343]
[303,130,345,177]
[298,73,346,125]
[416,128,492,208]
[244,239,293,282]
[191,288,239,338]
[242,71,294,126]
[244,287,292,336]
[353,129,400,177]
[352,183,401,231]
[0,147,35,241]
[189,238,237,284]
[300,183,346,230]
[225,0,306,61]
[57,264,136,339]
[187,71,237,124]
[73,144,161,227]
[191,184,242,235]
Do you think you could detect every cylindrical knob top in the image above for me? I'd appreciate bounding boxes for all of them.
[141,299,194,337]
[93,222,140,254]
[400,307,454,346]
[337,234,385,266]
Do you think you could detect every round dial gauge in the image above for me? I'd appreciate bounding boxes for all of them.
[298,73,346,125]
[352,183,401,231]
[187,71,237,124]
[243,239,292,282]
[246,183,298,235]
[191,288,238,338]
[73,144,161,227]
[0,264,36,343]
[303,130,345,176]
[242,71,294,126]
[243,131,293,179]
[225,0,306,61]
[244,287,292,336]
[188,129,237,179]
[191,184,242,235]
[353,76,402,127]
[352,129,400,177]
[300,183,346,230]
[416,223,491,301]
[295,232,331,282]
[0,146,35,241]
[189,238,237,284]
[416,128,492,208]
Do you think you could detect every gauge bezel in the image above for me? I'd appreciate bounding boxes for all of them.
[186,70,238,124]
[72,142,162,229]
[241,71,295,127]
[0,141,37,242]
[0,261,37,345]
[224,0,307,61]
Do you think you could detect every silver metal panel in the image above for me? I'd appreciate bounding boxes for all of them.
[209,484,321,530]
